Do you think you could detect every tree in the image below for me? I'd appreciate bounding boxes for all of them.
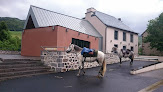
[0,21,21,51]
[144,12,163,52]
[0,21,11,41]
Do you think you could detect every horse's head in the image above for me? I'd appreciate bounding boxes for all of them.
[66,43,74,53]
[111,47,118,53]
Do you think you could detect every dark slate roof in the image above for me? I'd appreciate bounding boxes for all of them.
[24,5,102,37]
[94,11,137,34]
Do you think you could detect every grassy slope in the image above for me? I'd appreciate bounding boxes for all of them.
[9,31,22,39]
[0,17,25,31]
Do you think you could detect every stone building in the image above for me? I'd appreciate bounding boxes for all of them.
[142,30,163,56]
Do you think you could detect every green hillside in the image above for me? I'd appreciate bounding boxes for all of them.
[9,31,22,39]
[0,17,25,31]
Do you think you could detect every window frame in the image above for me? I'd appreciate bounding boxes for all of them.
[130,34,133,43]
[131,46,134,51]
[114,44,118,48]
[123,32,126,41]
[114,30,118,40]
[72,38,90,48]
[123,46,126,50]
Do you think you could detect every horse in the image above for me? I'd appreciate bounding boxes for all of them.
[66,44,106,77]
[111,47,134,65]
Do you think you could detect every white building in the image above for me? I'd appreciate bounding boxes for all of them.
[85,8,138,54]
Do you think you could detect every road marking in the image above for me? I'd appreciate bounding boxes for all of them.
[54,76,63,79]
[109,69,115,71]
[138,80,163,92]
[64,86,72,88]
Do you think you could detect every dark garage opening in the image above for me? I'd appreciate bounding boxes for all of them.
[72,38,90,48]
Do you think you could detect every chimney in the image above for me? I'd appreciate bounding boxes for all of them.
[118,18,121,21]
[86,7,96,13]
[85,7,96,21]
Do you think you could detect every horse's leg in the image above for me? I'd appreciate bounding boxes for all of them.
[77,66,81,76]
[98,67,102,77]
[129,55,133,66]
[97,59,102,77]
[98,59,106,77]
[130,58,133,66]
[81,58,85,75]
[101,59,106,77]
[77,59,82,76]
[119,57,122,64]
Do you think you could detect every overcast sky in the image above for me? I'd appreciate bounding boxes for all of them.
[0,0,163,34]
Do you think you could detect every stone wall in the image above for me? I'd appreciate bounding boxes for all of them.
[0,50,21,55]
[105,53,130,64]
[41,51,130,72]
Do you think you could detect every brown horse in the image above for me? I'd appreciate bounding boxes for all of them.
[111,47,134,65]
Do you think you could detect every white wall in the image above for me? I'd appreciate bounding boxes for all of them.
[106,27,138,54]
[85,8,138,54]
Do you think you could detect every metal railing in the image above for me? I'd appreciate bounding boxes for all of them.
[41,46,67,56]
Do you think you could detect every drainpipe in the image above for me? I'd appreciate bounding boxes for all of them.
[105,27,107,53]
[98,37,103,51]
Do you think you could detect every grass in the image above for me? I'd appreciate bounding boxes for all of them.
[9,31,22,39]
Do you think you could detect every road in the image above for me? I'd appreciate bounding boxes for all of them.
[0,61,163,92]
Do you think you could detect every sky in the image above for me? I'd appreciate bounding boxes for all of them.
[0,0,163,34]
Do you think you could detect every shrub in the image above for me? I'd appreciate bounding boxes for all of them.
[0,21,21,51]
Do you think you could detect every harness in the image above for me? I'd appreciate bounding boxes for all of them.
[121,49,131,58]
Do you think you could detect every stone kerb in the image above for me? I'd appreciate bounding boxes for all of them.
[41,51,130,73]
[0,50,20,55]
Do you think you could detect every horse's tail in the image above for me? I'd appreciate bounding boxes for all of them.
[102,58,106,77]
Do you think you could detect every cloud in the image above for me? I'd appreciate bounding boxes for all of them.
[0,0,29,19]
[0,0,163,34]
[94,0,163,34]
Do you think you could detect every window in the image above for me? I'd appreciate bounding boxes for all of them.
[130,34,133,42]
[114,30,118,40]
[123,46,126,50]
[131,46,134,51]
[114,44,118,48]
[123,32,126,41]
[72,38,90,48]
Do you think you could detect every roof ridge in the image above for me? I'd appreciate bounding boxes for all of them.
[95,11,137,33]
[30,5,85,21]
[95,11,118,20]
[25,5,102,37]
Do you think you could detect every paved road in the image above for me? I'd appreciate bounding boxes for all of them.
[0,61,163,92]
